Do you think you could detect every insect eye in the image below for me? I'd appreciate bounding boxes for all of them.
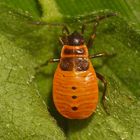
[67,31,84,46]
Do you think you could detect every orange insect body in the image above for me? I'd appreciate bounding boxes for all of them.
[42,12,116,119]
[53,45,98,119]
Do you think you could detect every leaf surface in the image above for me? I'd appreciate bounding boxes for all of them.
[0,0,140,140]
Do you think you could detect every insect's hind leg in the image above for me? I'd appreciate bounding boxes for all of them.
[96,72,109,114]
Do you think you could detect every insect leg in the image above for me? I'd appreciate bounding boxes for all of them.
[41,58,60,66]
[89,52,116,59]
[49,58,60,63]
[87,21,98,48]
[89,52,108,59]
[59,25,69,45]
[96,72,109,114]
[87,12,117,48]
[59,36,68,46]
[35,58,60,71]
[62,25,69,35]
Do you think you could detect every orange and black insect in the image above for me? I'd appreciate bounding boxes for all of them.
[36,13,116,119]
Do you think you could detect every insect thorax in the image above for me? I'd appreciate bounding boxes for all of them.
[60,45,89,71]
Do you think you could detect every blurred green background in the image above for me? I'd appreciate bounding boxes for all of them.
[0,0,139,140]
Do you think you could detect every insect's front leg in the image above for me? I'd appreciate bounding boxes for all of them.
[87,12,117,48]
[81,24,86,34]
[96,72,109,115]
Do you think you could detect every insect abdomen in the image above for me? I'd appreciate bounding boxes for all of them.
[53,63,98,119]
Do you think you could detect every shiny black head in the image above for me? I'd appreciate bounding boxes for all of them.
[67,31,84,46]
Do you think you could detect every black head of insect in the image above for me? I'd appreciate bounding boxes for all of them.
[67,31,84,46]
[67,31,85,46]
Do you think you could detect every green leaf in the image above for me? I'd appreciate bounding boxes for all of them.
[0,0,41,18]
[0,0,140,140]
[0,3,65,140]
